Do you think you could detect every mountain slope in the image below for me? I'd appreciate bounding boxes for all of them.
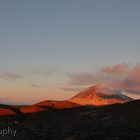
[0,104,24,117]
[34,100,79,109]
[19,105,45,113]
[69,84,133,106]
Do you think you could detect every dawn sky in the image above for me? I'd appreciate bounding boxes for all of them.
[0,0,140,104]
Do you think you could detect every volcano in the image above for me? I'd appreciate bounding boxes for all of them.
[69,84,133,106]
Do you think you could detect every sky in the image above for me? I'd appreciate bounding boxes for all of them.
[0,0,140,104]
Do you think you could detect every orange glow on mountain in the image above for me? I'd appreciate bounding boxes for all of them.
[0,108,15,116]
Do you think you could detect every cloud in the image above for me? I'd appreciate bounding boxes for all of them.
[102,63,129,74]
[32,67,58,76]
[59,87,84,92]
[28,84,42,88]
[0,72,23,80]
[125,89,140,94]
[0,98,32,105]
[44,67,58,76]
[67,73,109,86]
[67,64,129,86]
[65,64,140,94]
[108,64,140,90]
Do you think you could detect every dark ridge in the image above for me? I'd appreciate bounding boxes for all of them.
[0,100,140,139]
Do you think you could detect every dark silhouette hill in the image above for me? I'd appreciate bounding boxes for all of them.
[0,99,140,140]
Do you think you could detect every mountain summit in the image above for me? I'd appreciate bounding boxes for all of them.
[69,84,133,106]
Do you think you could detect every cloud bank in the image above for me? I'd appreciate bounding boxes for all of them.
[102,63,129,74]
[67,73,111,86]
[0,72,23,80]
[59,87,84,92]
[61,64,140,94]
[109,64,140,90]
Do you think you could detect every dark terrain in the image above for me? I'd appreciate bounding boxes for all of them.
[0,100,140,140]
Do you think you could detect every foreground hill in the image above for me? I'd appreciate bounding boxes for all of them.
[0,100,140,140]
[0,104,24,116]
[34,100,79,109]
[19,105,45,113]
